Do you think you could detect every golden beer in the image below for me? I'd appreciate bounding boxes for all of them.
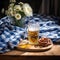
[28,22,39,44]
[28,30,39,44]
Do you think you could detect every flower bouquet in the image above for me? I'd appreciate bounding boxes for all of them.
[5,1,33,27]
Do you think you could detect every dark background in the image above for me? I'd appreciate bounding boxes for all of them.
[0,0,9,18]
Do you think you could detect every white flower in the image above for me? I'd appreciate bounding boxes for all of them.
[15,13,21,20]
[9,3,14,7]
[1,8,5,13]
[10,0,16,3]
[5,10,11,16]
[8,7,13,12]
[10,11,14,16]
[23,3,33,17]
[14,5,21,11]
[8,7,14,16]
[18,2,24,5]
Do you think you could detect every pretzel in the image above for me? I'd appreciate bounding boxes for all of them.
[38,37,51,47]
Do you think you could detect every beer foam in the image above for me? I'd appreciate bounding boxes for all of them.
[28,27,39,31]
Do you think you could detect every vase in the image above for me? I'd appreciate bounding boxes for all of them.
[14,17,25,28]
[9,16,25,28]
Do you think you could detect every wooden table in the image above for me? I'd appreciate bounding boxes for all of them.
[0,44,60,60]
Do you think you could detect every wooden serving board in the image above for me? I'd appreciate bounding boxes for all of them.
[16,40,53,52]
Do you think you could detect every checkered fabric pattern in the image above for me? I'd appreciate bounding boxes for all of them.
[0,14,60,53]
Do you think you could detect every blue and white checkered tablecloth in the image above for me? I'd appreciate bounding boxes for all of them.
[0,14,60,53]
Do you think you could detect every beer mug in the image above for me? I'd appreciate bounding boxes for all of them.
[28,22,40,44]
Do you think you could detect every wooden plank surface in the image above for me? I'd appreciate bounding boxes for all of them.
[0,44,60,56]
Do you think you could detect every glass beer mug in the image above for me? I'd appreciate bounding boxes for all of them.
[28,22,40,44]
